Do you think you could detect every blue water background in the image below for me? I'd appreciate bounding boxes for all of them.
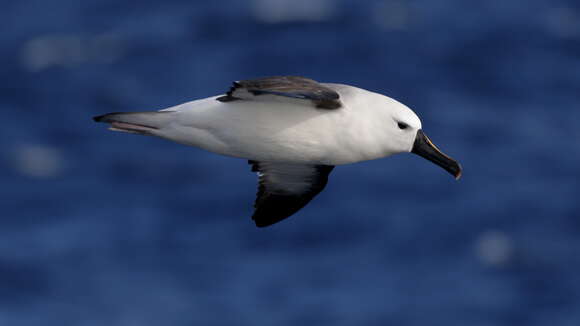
[1,0,580,325]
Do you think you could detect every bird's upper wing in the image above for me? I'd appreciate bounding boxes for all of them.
[217,76,342,110]
[248,161,335,227]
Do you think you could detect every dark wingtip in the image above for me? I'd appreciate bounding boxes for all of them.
[254,220,272,228]
[252,211,280,228]
[252,210,288,228]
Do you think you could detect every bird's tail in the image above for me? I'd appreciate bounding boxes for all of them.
[93,111,175,135]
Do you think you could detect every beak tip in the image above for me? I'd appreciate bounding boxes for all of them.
[453,164,463,180]
[452,163,463,180]
[412,129,463,181]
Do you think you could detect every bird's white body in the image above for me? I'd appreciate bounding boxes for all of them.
[95,76,459,227]
[152,84,421,165]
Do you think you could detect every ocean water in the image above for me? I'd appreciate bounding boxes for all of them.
[1,0,579,325]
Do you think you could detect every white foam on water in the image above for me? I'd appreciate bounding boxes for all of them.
[12,144,65,178]
[475,230,514,267]
[251,0,336,23]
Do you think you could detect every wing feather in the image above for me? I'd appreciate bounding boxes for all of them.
[217,76,342,110]
[249,161,335,227]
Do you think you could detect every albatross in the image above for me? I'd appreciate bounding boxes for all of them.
[94,76,462,227]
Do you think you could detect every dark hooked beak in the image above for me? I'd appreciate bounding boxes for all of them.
[411,130,462,179]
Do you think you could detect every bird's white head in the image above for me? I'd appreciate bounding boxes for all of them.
[382,98,422,153]
[372,93,462,179]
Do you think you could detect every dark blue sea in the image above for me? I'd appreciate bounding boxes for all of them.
[2,0,579,325]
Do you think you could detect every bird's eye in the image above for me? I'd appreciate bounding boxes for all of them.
[397,122,409,130]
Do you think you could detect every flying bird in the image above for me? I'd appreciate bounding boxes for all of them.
[94,76,461,227]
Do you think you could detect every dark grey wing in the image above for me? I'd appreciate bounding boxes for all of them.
[217,76,342,109]
[249,161,335,227]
